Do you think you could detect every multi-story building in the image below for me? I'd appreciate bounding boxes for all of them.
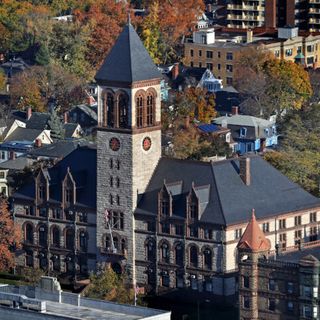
[238,211,320,320]
[226,0,320,31]
[12,21,320,302]
[184,27,320,85]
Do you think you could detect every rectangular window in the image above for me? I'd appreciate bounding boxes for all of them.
[217,63,221,70]
[161,222,170,234]
[175,225,184,236]
[226,64,233,72]
[295,230,302,240]
[199,50,202,57]
[297,46,302,53]
[304,305,312,317]
[52,208,61,219]
[206,51,213,58]
[309,226,317,242]
[294,215,301,226]
[274,50,280,57]
[262,222,269,233]
[190,61,194,67]
[189,226,198,238]
[310,212,317,223]
[226,52,233,60]
[147,221,155,232]
[190,49,194,57]
[285,49,293,56]
[243,276,249,288]
[307,57,314,65]
[287,301,294,312]
[304,286,312,298]
[279,233,286,249]
[279,219,286,229]
[226,77,233,85]
[1,152,5,160]
[243,297,250,309]
[269,299,276,311]
[287,282,293,294]
[269,279,275,291]
[218,51,221,58]
[161,272,170,287]
[204,229,213,240]
[39,207,47,217]
[307,45,314,52]
[0,172,4,179]
[235,228,242,239]
[240,127,247,138]
[206,63,213,71]
[112,211,124,230]
[199,62,202,68]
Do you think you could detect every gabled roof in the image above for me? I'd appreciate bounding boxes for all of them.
[95,23,161,84]
[237,209,271,252]
[136,155,320,226]
[5,127,45,143]
[11,110,50,130]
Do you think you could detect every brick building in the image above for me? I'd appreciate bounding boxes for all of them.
[238,212,320,319]
[12,22,320,301]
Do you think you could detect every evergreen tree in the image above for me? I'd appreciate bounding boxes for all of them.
[48,108,65,140]
[35,43,50,66]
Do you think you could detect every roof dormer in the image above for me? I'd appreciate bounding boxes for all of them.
[35,167,50,204]
[62,167,76,207]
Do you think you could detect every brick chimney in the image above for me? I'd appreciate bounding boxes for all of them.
[172,63,179,80]
[239,157,251,186]
[27,106,32,120]
[35,138,42,148]
[232,106,239,115]
[64,112,69,124]
[87,95,96,106]
[9,151,15,160]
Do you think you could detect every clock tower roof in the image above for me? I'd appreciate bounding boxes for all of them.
[95,23,161,85]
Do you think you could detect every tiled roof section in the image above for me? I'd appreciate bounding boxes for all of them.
[13,146,97,209]
[0,157,34,170]
[95,23,161,84]
[70,104,97,121]
[237,209,271,252]
[11,110,50,130]
[64,123,79,138]
[136,155,320,226]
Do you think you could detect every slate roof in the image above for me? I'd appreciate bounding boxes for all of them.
[0,157,34,170]
[136,155,320,226]
[69,105,97,122]
[5,127,44,143]
[64,123,80,138]
[95,23,161,84]
[28,140,87,159]
[13,146,97,209]
[197,123,223,133]
[11,110,50,130]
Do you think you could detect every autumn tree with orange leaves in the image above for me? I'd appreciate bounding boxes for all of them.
[0,197,21,271]
[75,0,128,69]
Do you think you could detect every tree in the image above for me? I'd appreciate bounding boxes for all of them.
[141,1,163,64]
[35,43,50,65]
[84,267,137,304]
[234,47,312,118]
[75,0,127,69]
[264,104,320,196]
[0,197,21,271]
[48,108,65,140]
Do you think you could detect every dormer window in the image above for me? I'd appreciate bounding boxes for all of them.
[63,169,76,205]
[159,185,172,217]
[39,185,45,200]
[161,197,169,216]
[240,127,247,138]
[190,201,198,220]
[65,187,73,203]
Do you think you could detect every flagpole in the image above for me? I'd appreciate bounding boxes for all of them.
[105,209,116,253]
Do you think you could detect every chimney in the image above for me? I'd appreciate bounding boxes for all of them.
[246,29,253,43]
[172,63,179,80]
[35,138,42,148]
[9,151,16,160]
[27,106,32,120]
[87,95,95,106]
[232,106,239,115]
[64,112,69,124]
[239,157,251,186]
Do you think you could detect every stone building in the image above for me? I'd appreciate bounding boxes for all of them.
[238,212,320,320]
[12,22,320,301]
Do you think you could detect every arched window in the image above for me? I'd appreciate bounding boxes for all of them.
[146,93,154,126]
[25,224,33,244]
[189,246,198,267]
[65,229,74,250]
[136,94,144,128]
[38,225,47,247]
[146,240,155,261]
[175,243,184,266]
[203,248,212,270]
[107,93,114,127]
[79,231,87,251]
[161,242,170,263]
[118,94,128,128]
[52,255,60,272]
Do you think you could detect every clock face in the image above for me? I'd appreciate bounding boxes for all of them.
[109,138,120,151]
[142,137,152,151]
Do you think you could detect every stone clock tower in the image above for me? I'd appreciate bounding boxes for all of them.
[95,22,162,281]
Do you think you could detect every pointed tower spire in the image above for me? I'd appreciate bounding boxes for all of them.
[237,209,271,252]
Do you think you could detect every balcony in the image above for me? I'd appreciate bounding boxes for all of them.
[309,17,320,24]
